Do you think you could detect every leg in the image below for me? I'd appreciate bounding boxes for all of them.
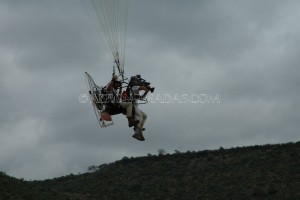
[120,102,139,127]
[134,105,143,127]
[120,102,133,117]
[134,107,146,129]
[132,105,145,141]
[140,110,147,130]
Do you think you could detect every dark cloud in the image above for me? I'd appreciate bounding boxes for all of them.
[0,0,300,180]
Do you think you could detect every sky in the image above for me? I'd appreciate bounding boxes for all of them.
[0,0,299,180]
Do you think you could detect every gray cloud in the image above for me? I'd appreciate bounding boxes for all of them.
[1,0,300,180]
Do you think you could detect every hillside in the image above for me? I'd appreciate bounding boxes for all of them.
[1,141,299,200]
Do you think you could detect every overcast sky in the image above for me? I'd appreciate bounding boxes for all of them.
[1,0,299,180]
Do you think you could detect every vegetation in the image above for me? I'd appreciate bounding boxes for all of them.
[1,141,299,200]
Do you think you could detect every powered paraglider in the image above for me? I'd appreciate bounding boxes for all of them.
[82,0,154,133]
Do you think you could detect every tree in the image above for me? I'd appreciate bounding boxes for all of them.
[158,149,166,156]
[88,165,98,172]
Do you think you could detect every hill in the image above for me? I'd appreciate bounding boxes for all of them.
[1,141,299,200]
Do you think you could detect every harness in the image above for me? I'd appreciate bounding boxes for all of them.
[101,86,125,115]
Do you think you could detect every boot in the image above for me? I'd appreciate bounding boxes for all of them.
[137,127,145,141]
[128,117,139,127]
[132,127,145,141]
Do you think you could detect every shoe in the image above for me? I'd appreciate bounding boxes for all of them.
[138,127,145,140]
[132,127,145,141]
[139,132,145,141]
[132,133,144,141]
[150,87,155,93]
